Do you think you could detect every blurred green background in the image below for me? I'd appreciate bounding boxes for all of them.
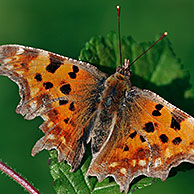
[0,0,194,194]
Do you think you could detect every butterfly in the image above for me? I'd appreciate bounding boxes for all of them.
[0,43,194,194]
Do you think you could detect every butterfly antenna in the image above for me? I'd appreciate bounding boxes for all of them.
[117,5,122,66]
[130,32,168,66]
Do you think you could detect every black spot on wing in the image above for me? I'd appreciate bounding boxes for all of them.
[172,137,182,145]
[46,54,63,73]
[68,72,76,79]
[152,104,163,116]
[69,102,75,111]
[129,131,137,139]
[60,84,71,95]
[160,134,168,143]
[68,65,79,79]
[155,104,163,110]
[46,63,61,73]
[43,82,53,89]
[59,100,68,105]
[73,65,79,73]
[34,73,42,81]
[64,118,69,124]
[143,122,154,133]
[170,117,180,130]
[124,145,129,151]
[152,110,161,116]
[140,135,146,143]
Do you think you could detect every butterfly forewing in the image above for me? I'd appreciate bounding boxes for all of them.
[0,44,107,170]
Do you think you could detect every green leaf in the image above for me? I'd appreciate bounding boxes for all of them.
[49,32,193,194]
[49,148,97,194]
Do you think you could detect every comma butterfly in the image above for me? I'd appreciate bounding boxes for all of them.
[0,14,194,194]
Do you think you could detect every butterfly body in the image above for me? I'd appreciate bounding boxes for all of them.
[91,72,128,155]
[1,44,194,194]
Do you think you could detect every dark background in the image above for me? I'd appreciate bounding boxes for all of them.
[0,0,194,194]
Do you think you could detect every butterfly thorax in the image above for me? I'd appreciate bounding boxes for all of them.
[103,72,131,105]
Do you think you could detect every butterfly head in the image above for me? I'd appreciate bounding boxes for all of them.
[116,58,131,78]
[105,59,132,94]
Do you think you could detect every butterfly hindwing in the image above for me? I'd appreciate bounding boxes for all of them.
[0,44,107,170]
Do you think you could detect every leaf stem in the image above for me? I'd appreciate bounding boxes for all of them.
[0,160,41,194]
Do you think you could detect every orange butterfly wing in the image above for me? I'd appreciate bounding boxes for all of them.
[87,87,194,193]
[0,45,107,170]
